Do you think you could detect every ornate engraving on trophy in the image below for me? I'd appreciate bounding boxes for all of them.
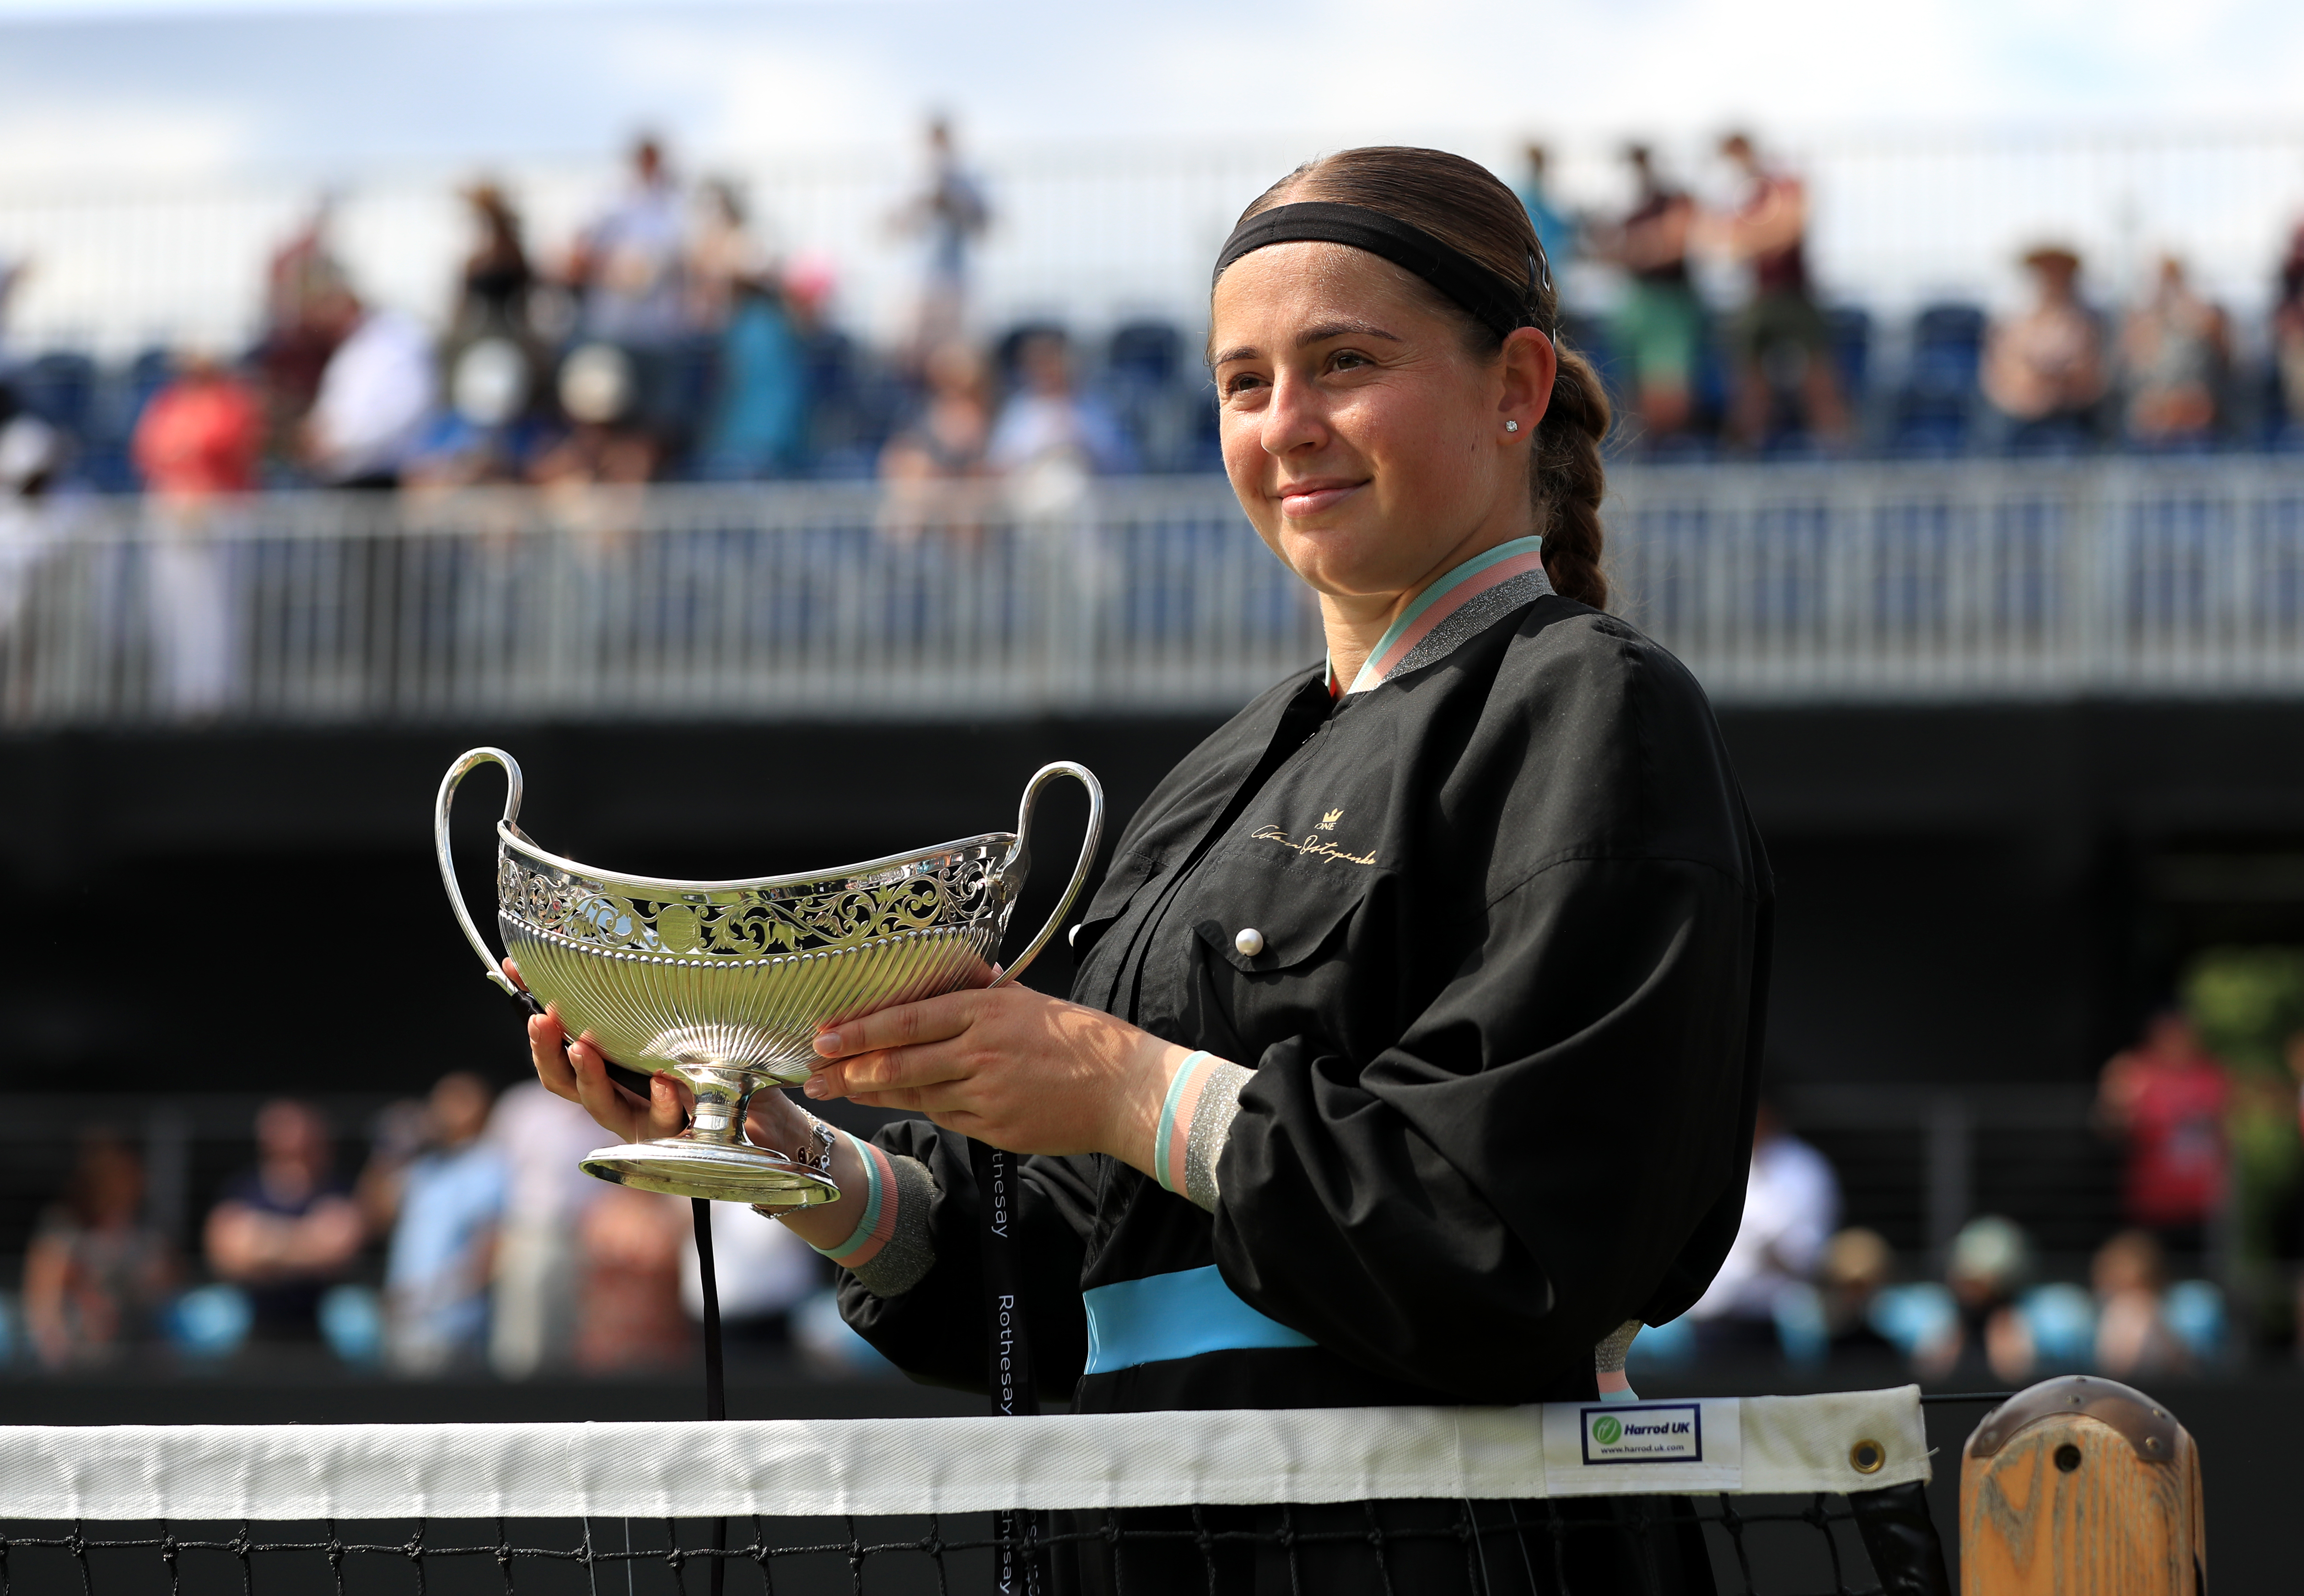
[495,850,1005,959]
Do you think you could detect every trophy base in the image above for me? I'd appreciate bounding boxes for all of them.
[581,1138,840,1207]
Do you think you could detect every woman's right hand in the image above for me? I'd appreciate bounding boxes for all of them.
[512,958,687,1144]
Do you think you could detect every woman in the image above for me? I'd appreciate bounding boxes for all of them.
[529,147,1768,1592]
[22,1135,177,1369]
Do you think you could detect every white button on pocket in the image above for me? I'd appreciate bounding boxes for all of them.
[1234,928,1265,957]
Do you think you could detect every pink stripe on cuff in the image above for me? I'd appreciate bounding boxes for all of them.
[835,1140,902,1268]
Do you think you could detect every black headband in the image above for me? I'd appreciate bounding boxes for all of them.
[1213,201,1554,339]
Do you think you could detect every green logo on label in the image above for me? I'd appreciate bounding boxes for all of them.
[1592,1415,1623,1445]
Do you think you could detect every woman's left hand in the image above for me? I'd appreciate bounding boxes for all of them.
[804,987,1192,1176]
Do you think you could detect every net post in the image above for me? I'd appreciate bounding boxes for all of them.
[1959,1375,2204,1594]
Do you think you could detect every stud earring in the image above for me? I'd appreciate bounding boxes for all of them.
[1504,420,1520,433]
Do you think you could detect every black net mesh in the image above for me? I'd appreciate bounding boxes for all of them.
[0,1489,1942,1596]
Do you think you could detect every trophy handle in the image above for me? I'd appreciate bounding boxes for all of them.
[988,762,1105,989]
[436,746,525,998]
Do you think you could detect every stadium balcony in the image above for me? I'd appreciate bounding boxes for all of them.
[1,459,2301,728]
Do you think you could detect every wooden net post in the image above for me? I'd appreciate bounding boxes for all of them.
[1959,1374,2204,1595]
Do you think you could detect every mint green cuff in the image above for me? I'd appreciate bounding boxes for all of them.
[812,1130,884,1264]
[1153,1051,1211,1195]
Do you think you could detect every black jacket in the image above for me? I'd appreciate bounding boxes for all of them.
[840,593,1771,1413]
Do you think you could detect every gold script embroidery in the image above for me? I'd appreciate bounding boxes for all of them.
[1249,824,1378,866]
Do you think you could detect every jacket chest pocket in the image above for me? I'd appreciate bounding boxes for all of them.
[1190,870,1369,971]
[1175,851,1385,1057]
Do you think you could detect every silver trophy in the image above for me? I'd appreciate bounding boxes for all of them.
[436,747,1103,1207]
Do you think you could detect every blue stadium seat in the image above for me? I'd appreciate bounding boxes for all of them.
[1106,320,1184,389]
[126,346,175,405]
[1906,303,1985,395]
[803,329,904,479]
[1101,319,1204,474]
[1827,306,1871,405]
[992,321,1070,387]
[19,351,98,438]
[1891,300,1987,455]
[73,347,180,491]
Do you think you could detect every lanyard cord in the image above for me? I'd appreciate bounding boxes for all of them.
[973,1138,1044,1593]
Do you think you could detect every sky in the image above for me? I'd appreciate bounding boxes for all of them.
[0,0,2299,183]
[0,0,2299,350]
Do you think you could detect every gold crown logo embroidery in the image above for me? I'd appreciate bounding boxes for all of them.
[1317,808,1343,832]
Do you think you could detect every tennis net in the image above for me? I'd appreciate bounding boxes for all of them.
[0,1388,1948,1595]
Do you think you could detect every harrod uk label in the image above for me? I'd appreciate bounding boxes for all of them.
[1542,1395,1742,1493]
[1579,1403,1704,1465]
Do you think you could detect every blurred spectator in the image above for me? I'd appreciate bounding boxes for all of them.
[21,1136,176,1369]
[881,340,993,485]
[452,181,538,347]
[570,134,688,350]
[1923,1215,2036,1383]
[988,329,1134,514]
[1981,246,2106,452]
[412,181,550,488]
[1715,131,1848,449]
[487,1080,605,1379]
[689,178,773,334]
[1685,1102,1839,1356]
[253,197,352,451]
[682,1207,820,1354]
[1818,1227,1898,1361]
[408,339,551,488]
[530,345,659,486]
[2091,1229,2188,1378]
[205,1100,364,1344]
[896,115,990,358]
[375,1073,504,1375]
[2097,1010,2230,1257]
[133,352,262,498]
[575,1185,691,1371]
[132,351,264,717]
[355,1096,430,1237]
[563,134,691,457]
[696,279,809,480]
[0,412,67,645]
[302,288,436,489]
[1512,143,1575,275]
[2120,256,2229,446]
[690,188,809,483]
[0,254,27,375]
[2275,222,2304,435]
[1597,145,1703,442]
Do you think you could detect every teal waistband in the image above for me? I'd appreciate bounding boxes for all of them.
[1082,1265,1316,1375]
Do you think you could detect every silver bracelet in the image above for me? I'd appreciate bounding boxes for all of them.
[751,1118,838,1218]
[796,1117,836,1176]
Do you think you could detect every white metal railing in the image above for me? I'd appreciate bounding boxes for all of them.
[4,460,2304,726]
[1609,458,2304,700]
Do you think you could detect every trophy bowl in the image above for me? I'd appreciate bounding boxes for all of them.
[436,747,1103,1206]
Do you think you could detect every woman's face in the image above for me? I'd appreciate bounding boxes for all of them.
[1210,242,1553,610]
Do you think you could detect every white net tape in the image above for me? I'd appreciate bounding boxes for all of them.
[0,1387,1928,1521]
